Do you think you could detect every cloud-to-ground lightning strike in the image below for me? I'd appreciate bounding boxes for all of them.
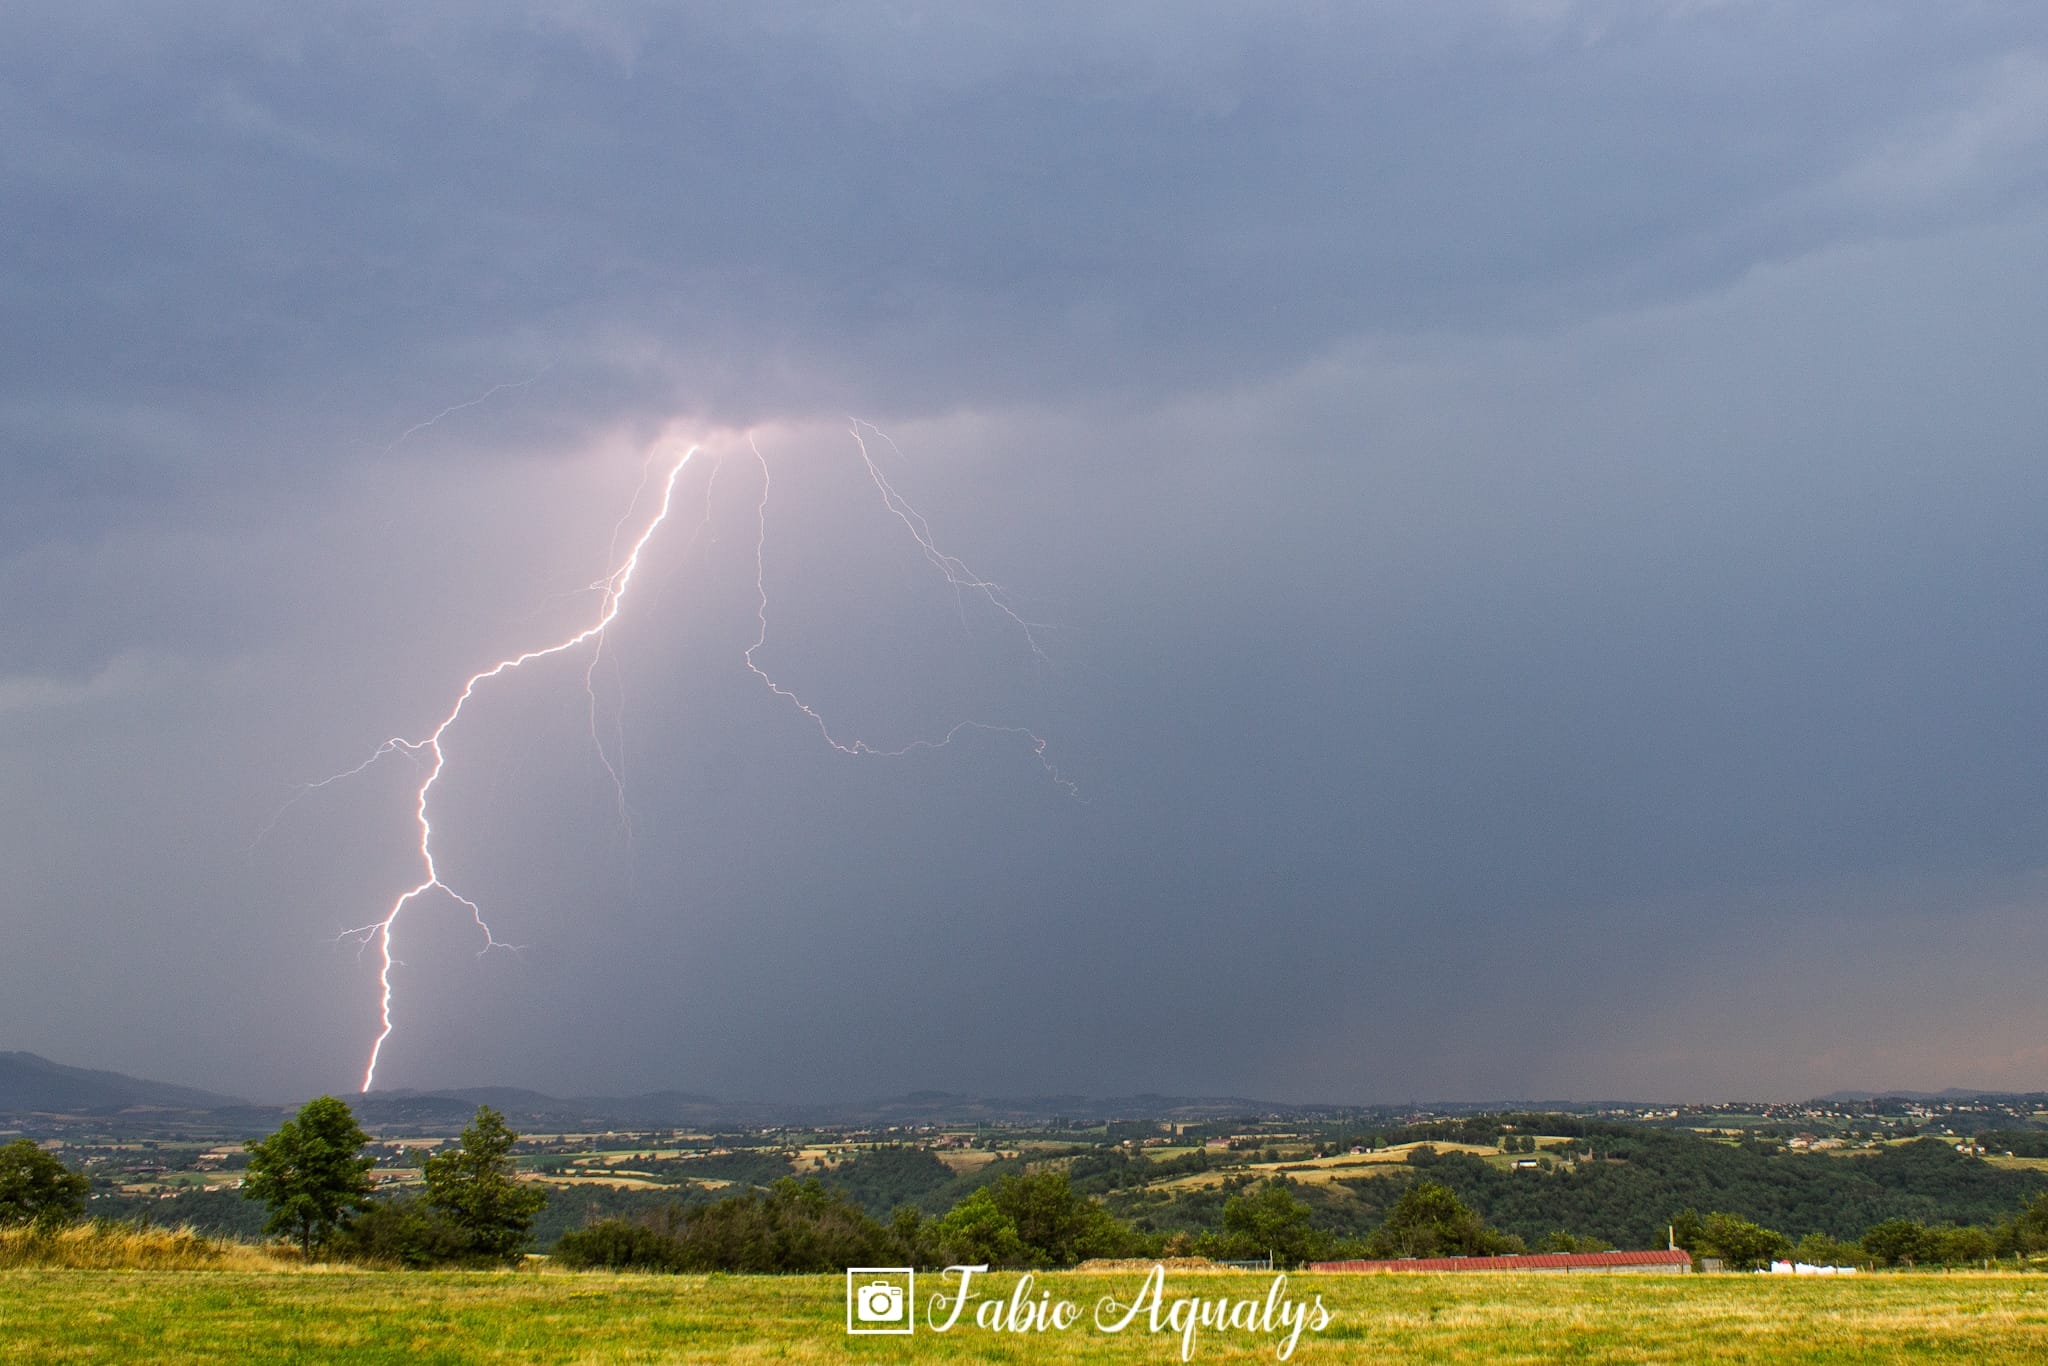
[580,448,689,838]
[336,445,698,1092]
[298,423,1071,1093]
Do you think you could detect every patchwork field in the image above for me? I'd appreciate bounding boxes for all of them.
[3,1268,2044,1364]
[1149,1141,1512,1191]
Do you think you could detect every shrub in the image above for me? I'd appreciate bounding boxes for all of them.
[554,1180,898,1273]
[552,1217,689,1272]
[330,1196,482,1269]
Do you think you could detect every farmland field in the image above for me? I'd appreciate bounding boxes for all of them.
[3,1268,2045,1364]
[1988,1157,2048,1174]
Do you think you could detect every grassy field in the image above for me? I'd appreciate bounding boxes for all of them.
[2,1266,2045,1364]
[1151,1141,1512,1191]
[1988,1156,2048,1174]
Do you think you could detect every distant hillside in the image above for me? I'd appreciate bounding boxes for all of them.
[352,1087,742,1133]
[350,1088,1288,1133]
[0,1051,245,1114]
[1377,1130,2048,1248]
[0,1050,1302,1133]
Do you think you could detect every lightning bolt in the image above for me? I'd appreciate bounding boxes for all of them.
[338,445,699,1092]
[285,423,1071,1093]
[380,364,552,453]
[580,448,717,838]
[848,419,1054,666]
[744,430,1077,797]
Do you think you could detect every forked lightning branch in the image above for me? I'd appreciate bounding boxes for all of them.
[285,424,1065,1091]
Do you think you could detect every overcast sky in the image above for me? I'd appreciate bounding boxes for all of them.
[7,1,2048,1105]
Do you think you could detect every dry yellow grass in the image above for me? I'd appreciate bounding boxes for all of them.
[527,1173,678,1191]
[789,1146,839,1173]
[1987,1157,2048,1173]
[0,1223,296,1272]
[1154,1139,1597,1190]
[932,1149,1006,1172]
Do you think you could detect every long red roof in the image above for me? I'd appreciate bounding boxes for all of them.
[1309,1249,1693,1273]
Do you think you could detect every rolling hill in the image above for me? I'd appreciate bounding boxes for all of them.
[0,1051,246,1114]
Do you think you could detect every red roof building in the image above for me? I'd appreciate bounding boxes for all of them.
[1309,1249,1693,1274]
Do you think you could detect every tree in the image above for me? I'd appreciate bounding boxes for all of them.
[1790,1231,1863,1268]
[1214,1180,1330,1268]
[2002,1193,2048,1256]
[918,1170,1150,1269]
[1699,1212,1789,1271]
[1861,1218,1934,1268]
[243,1095,375,1257]
[1928,1225,1996,1266]
[992,1169,1144,1266]
[0,1139,91,1233]
[930,1187,1031,1267]
[423,1106,548,1264]
[888,1203,927,1257]
[1366,1180,1523,1259]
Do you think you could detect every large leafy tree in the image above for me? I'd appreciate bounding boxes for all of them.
[2004,1193,2048,1256]
[1366,1180,1523,1258]
[423,1105,547,1264]
[1216,1180,1331,1267]
[929,1187,1031,1268]
[0,1138,91,1232]
[243,1095,375,1257]
[1701,1211,1790,1271]
[1860,1217,1934,1268]
[987,1170,1141,1266]
[916,1170,1146,1269]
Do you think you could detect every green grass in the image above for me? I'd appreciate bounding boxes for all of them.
[1,1268,2044,1363]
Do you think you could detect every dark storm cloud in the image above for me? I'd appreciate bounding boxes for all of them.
[4,1,2041,476]
[5,2,2048,1101]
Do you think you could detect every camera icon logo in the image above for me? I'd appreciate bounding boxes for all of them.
[845,1267,915,1335]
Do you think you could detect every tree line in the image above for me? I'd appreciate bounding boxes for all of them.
[552,1174,1554,1273]
[1349,1131,2048,1248]
[10,1103,2048,1275]
[1,1096,546,1267]
[236,1095,548,1264]
[1668,1200,2048,1271]
[552,1168,2048,1274]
